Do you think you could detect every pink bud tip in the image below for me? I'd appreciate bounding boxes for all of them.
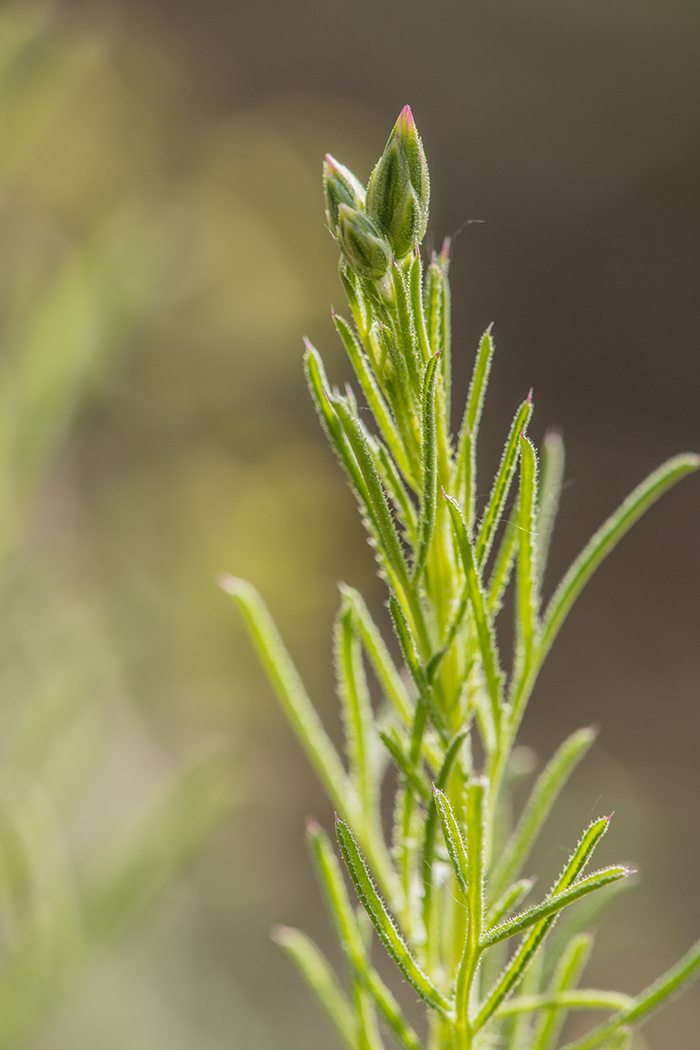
[398,104,415,130]
[527,388,533,404]
[306,818,321,833]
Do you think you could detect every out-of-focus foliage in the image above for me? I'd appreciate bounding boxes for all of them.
[0,2,387,1048]
[0,4,247,1046]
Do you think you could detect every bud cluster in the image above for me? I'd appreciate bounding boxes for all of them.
[323,106,430,281]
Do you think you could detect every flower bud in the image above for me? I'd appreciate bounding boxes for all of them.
[336,203,392,281]
[323,154,366,233]
[366,106,430,258]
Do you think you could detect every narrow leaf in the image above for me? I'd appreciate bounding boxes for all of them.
[534,428,565,585]
[335,818,452,1015]
[489,727,597,900]
[304,342,377,526]
[379,729,431,803]
[454,328,495,532]
[412,351,441,582]
[497,990,633,1017]
[371,435,419,546]
[475,394,533,567]
[409,253,431,362]
[516,436,539,673]
[390,261,422,396]
[338,585,413,725]
[487,878,535,929]
[332,396,428,652]
[475,816,611,1029]
[445,493,503,730]
[540,453,700,661]
[334,312,417,488]
[487,498,519,615]
[531,933,593,1050]
[332,394,412,593]
[222,577,356,821]
[421,730,468,935]
[560,935,700,1050]
[335,600,378,809]
[307,823,424,1050]
[481,866,630,949]
[272,926,359,1050]
[432,787,469,898]
[454,778,488,1044]
[389,596,449,741]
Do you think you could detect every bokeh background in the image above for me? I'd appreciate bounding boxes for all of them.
[0,0,698,1047]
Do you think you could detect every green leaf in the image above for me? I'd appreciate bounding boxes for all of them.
[307,823,424,1050]
[534,428,565,586]
[409,253,432,363]
[432,786,469,899]
[475,394,533,567]
[481,866,630,949]
[454,778,488,1045]
[334,312,417,488]
[497,989,633,1017]
[489,727,597,900]
[335,817,453,1016]
[487,498,519,616]
[222,577,356,823]
[421,729,469,936]
[454,328,495,533]
[444,492,503,731]
[486,878,535,929]
[304,343,381,538]
[337,585,414,725]
[331,394,427,649]
[542,879,630,987]
[531,933,593,1050]
[475,816,611,1030]
[540,453,700,662]
[389,596,449,741]
[515,436,540,675]
[390,261,423,397]
[339,261,371,340]
[371,435,419,546]
[412,351,441,582]
[335,599,378,810]
[559,935,700,1050]
[272,926,360,1050]
[379,729,431,803]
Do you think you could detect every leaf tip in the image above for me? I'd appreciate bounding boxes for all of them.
[218,573,242,595]
[271,924,290,944]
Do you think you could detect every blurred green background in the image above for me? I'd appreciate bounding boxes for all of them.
[0,1,698,1047]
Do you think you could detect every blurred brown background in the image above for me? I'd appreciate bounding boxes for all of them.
[5,0,699,1047]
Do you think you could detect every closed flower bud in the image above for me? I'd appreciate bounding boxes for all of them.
[323,154,366,233]
[366,105,430,258]
[336,203,392,281]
